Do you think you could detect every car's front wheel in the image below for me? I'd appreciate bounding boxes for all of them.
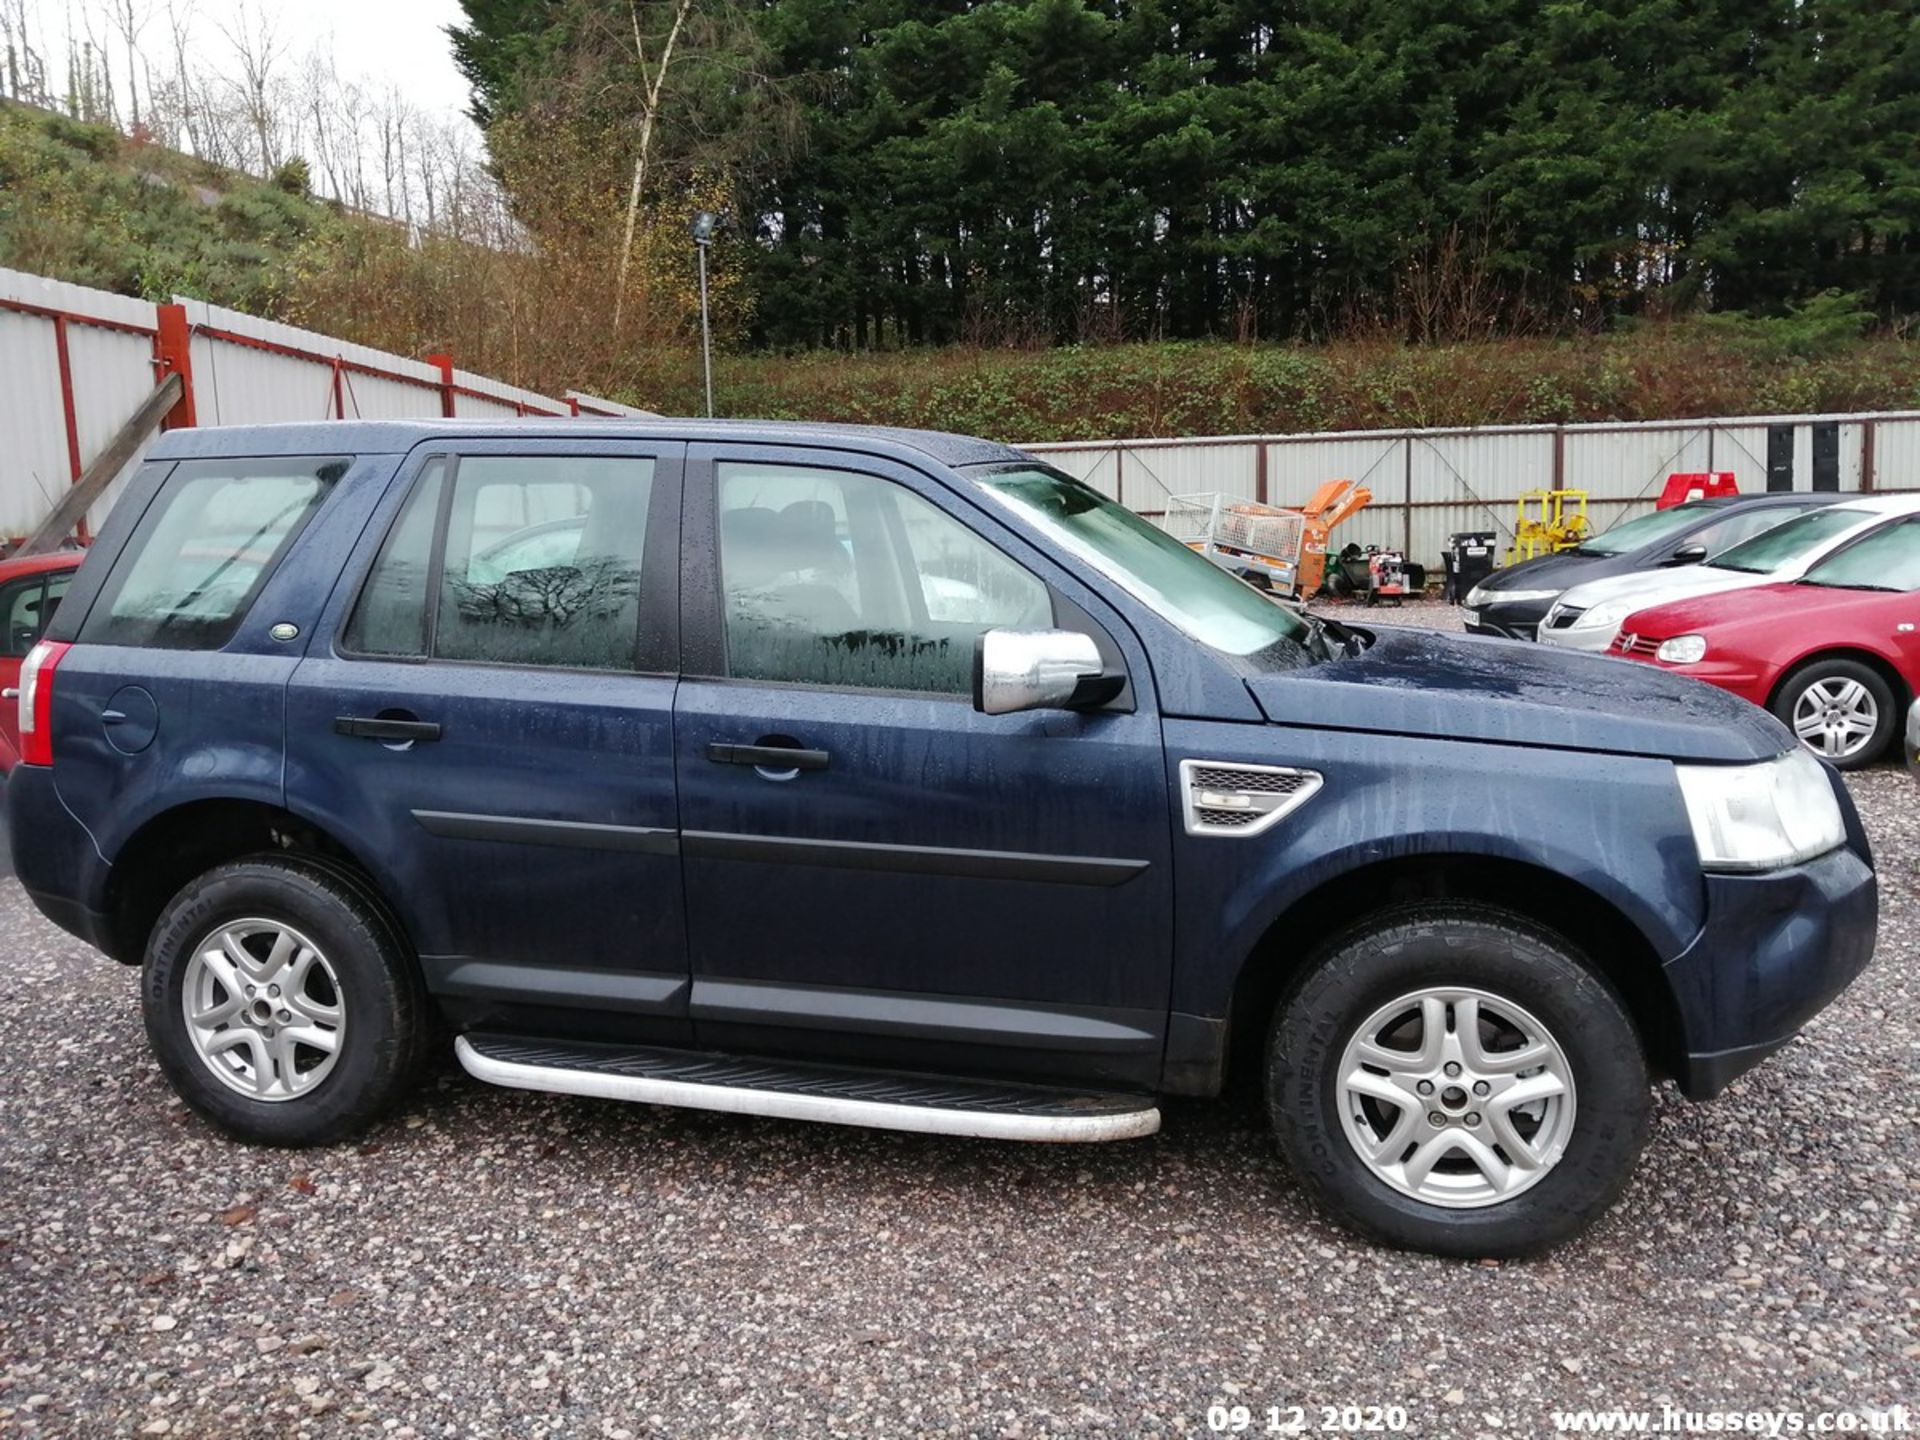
[143,857,427,1146]
[1267,904,1650,1258]
[1772,658,1896,770]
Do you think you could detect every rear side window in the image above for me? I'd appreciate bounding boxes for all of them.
[344,454,654,672]
[80,458,343,650]
[1,572,71,657]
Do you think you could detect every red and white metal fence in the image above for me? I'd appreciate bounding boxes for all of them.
[1023,414,1920,570]
[9,262,1920,565]
[0,264,648,542]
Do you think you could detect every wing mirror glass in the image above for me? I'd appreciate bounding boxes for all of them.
[972,628,1123,715]
[1668,543,1709,565]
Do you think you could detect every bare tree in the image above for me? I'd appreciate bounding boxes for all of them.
[213,0,284,174]
[612,0,693,332]
[106,0,150,128]
[1,0,53,103]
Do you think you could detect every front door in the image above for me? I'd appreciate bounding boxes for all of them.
[673,444,1174,1090]
[284,439,689,1043]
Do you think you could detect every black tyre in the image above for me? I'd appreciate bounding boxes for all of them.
[1267,903,1649,1258]
[1770,659,1897,771]
[142,857,428,1146]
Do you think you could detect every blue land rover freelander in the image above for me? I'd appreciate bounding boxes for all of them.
[7,421,1877,1257]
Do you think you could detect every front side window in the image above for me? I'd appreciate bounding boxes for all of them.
[717,462,1051,694]
[1800,519,1920,592]
[344,454,654,671]
[81,458,341,649]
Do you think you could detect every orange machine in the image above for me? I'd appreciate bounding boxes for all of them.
[1161,480,1372,598]
[1294,479,1373,596]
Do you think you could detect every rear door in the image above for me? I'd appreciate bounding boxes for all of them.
[49,454,354,845]
[283,439,690,1044]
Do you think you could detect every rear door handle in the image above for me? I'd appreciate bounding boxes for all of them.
[706,742,829,771]
[335,715,442,742]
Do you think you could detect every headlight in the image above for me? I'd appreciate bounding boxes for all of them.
[1674,749,1846,872]
[1573,599,1633,632]
[1656,635,1707,665]
[1470,587,1559,608]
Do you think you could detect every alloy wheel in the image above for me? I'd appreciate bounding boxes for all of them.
[1336,986,1577,1209]
[1792,677,1880,762]
[181,919,345,1102]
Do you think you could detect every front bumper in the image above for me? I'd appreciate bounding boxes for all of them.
[1663,839,1877,1098]
[1536,621,1621,653]
[1461,601,1546,642]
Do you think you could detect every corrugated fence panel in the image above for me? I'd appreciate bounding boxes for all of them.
[1025,444,1122,500]
[451,366,567,419]
[1,268,158,537]
[1266,435,1404,506]
[1115,442,1260,512]
[1029,414,1920,578]
[180,299,446,428]
[1266,434,1413,559]
[1703,426,1774,493]
[0,308,76,536]
[1868,418,1920,490]
[1407,431,1559,564]
[65,321,167,528]
[1562,425,1714,533]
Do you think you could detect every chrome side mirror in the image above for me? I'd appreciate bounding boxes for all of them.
[1668,543,1709,565]
[972,628,1119,715]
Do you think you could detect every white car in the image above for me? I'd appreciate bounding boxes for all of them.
[1537,494,1920,651]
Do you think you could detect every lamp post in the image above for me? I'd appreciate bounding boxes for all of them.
[691,210,717,418]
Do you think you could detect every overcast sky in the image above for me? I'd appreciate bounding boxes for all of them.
[28,0,479,139]
[265,0,474,124]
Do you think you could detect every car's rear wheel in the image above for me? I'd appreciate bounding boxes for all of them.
[1772,658,1896,770]
[143,857,427,1146]
[1267,903,1649,1258]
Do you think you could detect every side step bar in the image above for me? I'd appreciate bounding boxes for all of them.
[455,1033,1161,1143]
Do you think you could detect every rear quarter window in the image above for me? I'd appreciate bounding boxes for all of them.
[79,457,343,650]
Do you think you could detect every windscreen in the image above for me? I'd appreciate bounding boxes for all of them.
[1574,503,1716,557]
[1800,520,1920,591]
[977,465,1313,661]
[1708,507,1870,575]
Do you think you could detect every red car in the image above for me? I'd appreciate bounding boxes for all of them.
[1611,514,1920,769]
[0,551,83,774]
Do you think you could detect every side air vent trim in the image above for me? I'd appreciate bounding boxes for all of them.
[1178,758,1323,838]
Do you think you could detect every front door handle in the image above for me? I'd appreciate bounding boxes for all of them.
[336,715,443,742]
[706,741,829,772]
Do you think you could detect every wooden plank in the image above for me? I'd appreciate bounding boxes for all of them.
[13,372,182,557]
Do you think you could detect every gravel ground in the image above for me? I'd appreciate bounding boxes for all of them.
[1,635,1914,1437]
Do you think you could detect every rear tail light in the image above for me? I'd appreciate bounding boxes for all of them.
[18,640,69,767]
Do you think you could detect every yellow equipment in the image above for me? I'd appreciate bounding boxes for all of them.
[1512,489,1589,561]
